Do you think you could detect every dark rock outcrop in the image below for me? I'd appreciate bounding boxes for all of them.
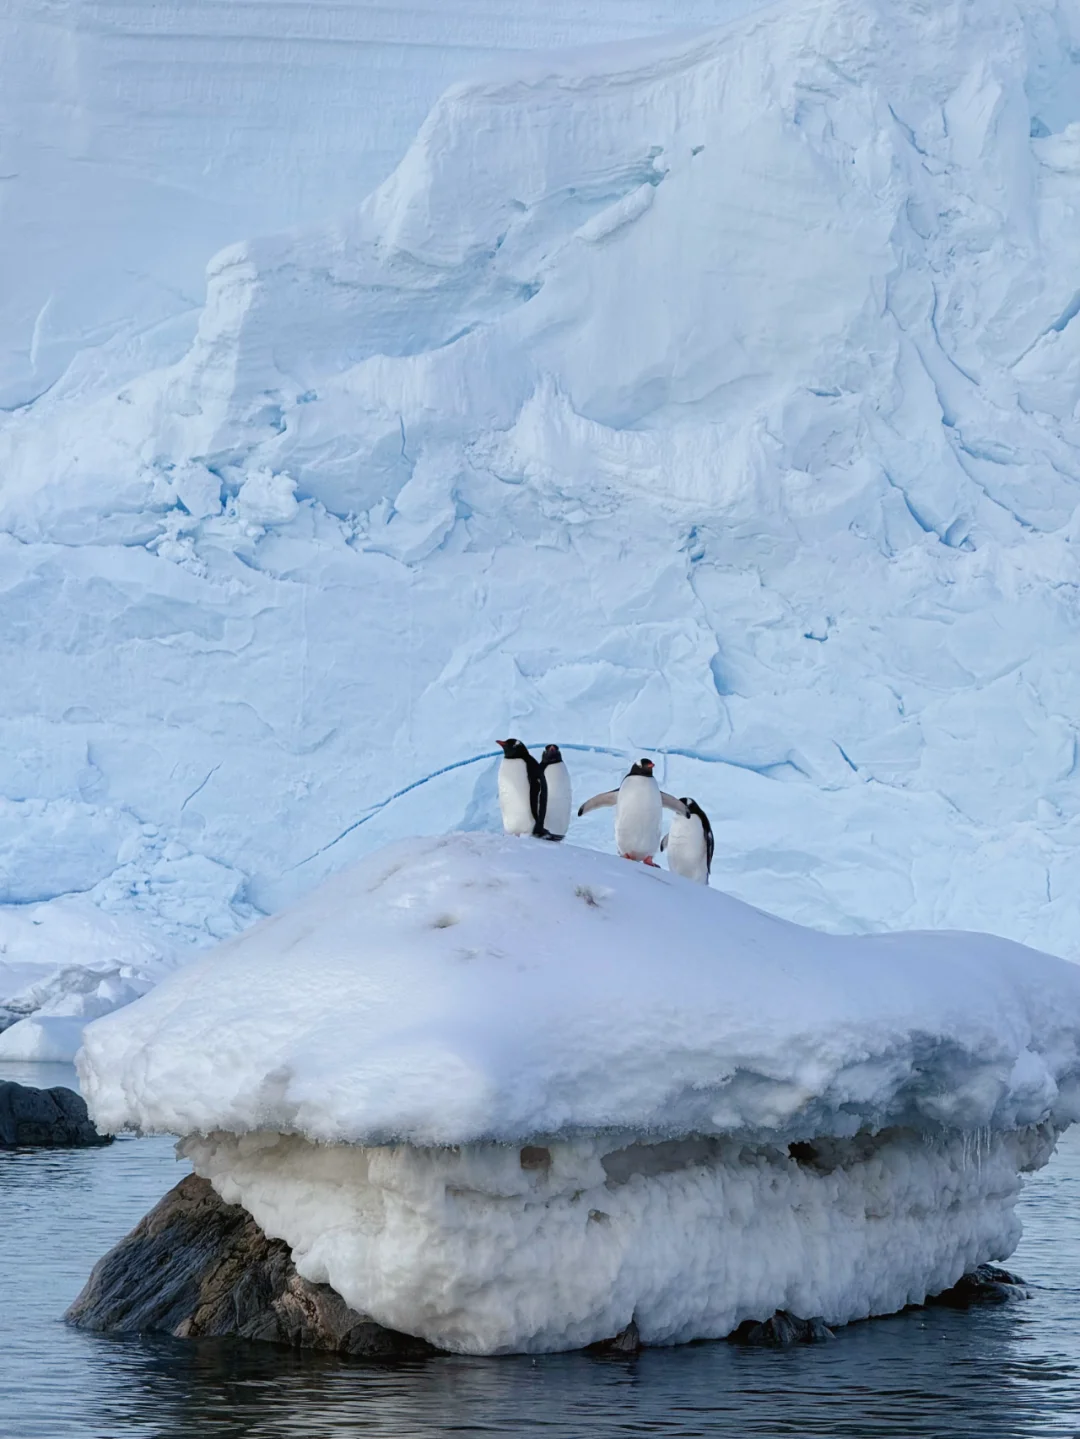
[65,1173,433,1358]
[727,1268,1029,1346]
[728,1311,835,1346]
[0,1080,112,1149]
[588,1319,642,1355]
[926,1264,1030,1308]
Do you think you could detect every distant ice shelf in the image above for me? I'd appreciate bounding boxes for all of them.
[0,898,177,1062]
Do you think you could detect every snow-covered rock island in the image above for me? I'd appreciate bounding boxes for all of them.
[78,833,1080,1354]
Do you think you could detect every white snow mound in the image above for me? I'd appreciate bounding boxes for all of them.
[79,835,1080,1352]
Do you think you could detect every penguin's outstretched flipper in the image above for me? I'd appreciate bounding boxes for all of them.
[578,790,618,816]
[660,792,689,816]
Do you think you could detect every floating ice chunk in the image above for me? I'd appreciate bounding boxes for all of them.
[78,835,1080,1351]
[0,896,178,1063]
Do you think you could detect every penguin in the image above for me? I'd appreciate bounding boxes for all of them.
[660,798,714,884]
[539,744,572,840]
[496,738,546,837]
[578,758,687,864]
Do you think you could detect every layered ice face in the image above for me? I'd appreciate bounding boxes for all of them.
[79,835,1080,1352]
[181,1123,1056,1354]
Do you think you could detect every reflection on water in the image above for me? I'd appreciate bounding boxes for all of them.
[2,1069,1079,1439]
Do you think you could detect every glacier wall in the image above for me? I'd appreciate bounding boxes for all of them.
[0,0,754,409]
[3,0,1080,969]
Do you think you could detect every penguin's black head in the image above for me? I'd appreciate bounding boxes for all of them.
[629,757,655,777]
[542,744,562,765]
[682,797,712,828]
[498,738,528,760]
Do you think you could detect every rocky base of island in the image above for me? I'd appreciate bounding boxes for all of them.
[66,1175,1030,1357]
[66,1173,433,1358]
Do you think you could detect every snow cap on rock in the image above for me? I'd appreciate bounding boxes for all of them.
[79,833,1080,1146]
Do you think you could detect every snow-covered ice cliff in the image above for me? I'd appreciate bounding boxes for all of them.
[79,834,1080,1353]
[1,0,752,410]
[4,0,1080,1045]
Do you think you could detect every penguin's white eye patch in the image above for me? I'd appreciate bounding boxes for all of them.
[431,913,460,929]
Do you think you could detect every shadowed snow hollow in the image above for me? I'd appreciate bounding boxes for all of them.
[79,835,1080,1353]
[3,0,1080,982]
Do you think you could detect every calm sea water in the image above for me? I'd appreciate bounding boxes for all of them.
[3,1061,1080,1439]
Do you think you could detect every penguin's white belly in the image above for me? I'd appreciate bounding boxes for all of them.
[543,763,572,837]
[665,815,709,884]
[498,759,535,836]
[615,777,662,859]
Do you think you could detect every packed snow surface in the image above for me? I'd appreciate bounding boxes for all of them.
[79,836,1080,1144]
[80,834,1080,1351]
[5,0,1080,1005]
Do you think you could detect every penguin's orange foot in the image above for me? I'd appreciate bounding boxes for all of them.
[642,856,659,867]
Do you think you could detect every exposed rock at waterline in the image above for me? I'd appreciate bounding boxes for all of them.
[65,1174,433,1357]
[725,1265,1031,1346]
[728,1311,836,1346]
[926,1265,1031,1309]
[0,1081,111,1149]
[587,1319,643,1355]
[727,1266,1031,1345]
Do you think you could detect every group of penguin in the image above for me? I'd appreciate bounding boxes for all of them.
[495,738,714,884]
